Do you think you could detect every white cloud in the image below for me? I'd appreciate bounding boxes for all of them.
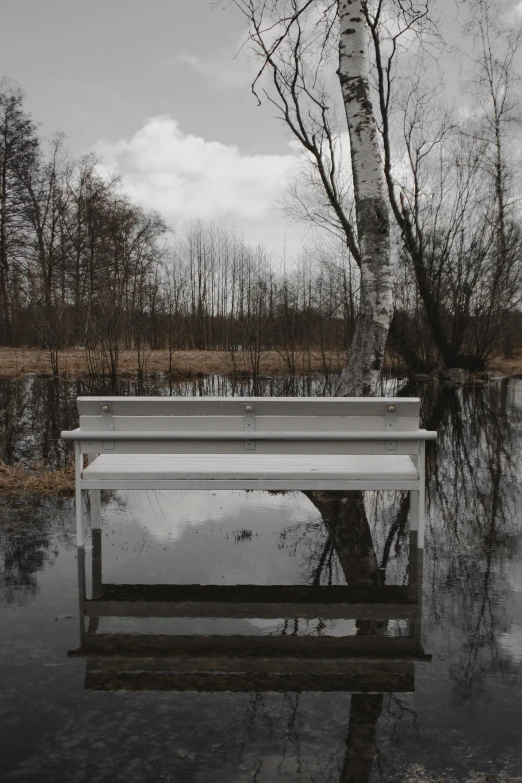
[94,116,300,229]
[499,625,522,662]
[501,0,522,25]
[177,52,252,89]
[120,489,312,542]
[177,28,254,90]
[508,1,522,21]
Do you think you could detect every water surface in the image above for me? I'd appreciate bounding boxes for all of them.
[0,375,521,781]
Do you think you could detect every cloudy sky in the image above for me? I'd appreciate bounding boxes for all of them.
[0,0,308,258]
[1,0,521,259]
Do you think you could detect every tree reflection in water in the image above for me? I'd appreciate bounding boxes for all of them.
[422,382,521,705]
[275,492,417,781]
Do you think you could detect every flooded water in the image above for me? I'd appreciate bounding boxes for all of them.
[0,374,521,781]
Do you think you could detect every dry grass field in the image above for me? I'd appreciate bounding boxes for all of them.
[0,347,348,379]
[487,353,522,376]
[0,346,520,380]
[0,460,74,497]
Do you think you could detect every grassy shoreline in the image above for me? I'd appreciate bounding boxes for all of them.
[0,347,346,379]
[0,461,74,497]
[0,347,520,380]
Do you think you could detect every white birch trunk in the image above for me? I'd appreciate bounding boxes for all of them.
[336,0,393,396]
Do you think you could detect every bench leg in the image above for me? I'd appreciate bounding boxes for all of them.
[77,544,86,648]
[410,489,425,549]
[75,441,84,547]
[90,491,101,530]
[87,455,101,531]
[419,482,425,549]
[76,485,84,547]
[92,527,102,599]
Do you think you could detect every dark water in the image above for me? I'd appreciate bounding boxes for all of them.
[0,375,521,782]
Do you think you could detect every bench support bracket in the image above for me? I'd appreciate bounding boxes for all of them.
[101,403,114,450]
[386,404,397,451]
[244,404,255,450]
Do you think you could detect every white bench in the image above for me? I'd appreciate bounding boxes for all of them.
[61,396,436,548]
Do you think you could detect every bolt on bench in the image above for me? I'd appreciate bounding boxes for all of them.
[61,396,437,548]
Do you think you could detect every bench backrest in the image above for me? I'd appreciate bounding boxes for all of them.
[77,396,421,455]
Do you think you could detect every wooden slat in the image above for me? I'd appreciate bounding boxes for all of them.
[84,583,417,620]
[79,415,421,433]
[85,601,417,620]
[83,660,415,692]
[79,478,421,490]
[66,429,434,442]
[82,454,419,482]
[78,439,421,456]
[69,633,427,659]
[77,396,421,417]
[96,583,416,604]
[83,656,414,676]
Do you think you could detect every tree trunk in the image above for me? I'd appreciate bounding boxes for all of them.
[336,0,392,396]
[304,485,385,782]
[0,154,12,344]
[304,490,379,586]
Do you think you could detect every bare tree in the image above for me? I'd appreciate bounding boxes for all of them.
[384,0,522,371]
[19,134,71,372]
[258,0,522,371]
[0,79,39,344]
[232,0,393,395]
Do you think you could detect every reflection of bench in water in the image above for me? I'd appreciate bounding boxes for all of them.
[69,530,430,693]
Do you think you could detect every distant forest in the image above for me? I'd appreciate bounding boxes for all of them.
[1,76,521,375]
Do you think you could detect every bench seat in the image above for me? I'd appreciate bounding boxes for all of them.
[83,453,419,483]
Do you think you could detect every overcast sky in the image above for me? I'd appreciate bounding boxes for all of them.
[1,0,521,260]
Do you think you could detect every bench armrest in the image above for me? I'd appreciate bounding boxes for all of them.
[61,429,437,442]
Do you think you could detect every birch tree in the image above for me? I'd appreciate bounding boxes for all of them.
[232,0,393,395]
[336,0,391,395]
